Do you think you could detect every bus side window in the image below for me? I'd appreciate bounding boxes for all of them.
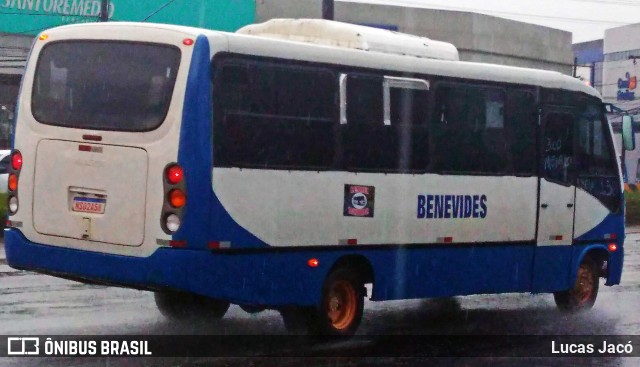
[385,77,430,172]
[343,74,388,171]
[575,100,621,212]
[506,90,537,176]
[430,84,508,174]
[542,113,575,185]
[214,60,336,170]
[343,75,430,173]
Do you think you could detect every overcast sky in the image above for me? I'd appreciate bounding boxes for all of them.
[345,0,640,43]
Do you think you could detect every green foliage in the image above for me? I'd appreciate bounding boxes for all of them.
[0,193,6,218]
[626,190,640,225]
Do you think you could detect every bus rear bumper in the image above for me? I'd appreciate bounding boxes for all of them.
[3,229,321,307]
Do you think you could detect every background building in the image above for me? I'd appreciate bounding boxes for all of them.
[603,23,640,113]
[0,0,576,149]
[573,39,604,95]
[257,0,574,75]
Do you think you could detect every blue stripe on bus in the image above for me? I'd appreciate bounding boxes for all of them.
[175,35,267,250]
[572,210,625,286]
[574,211,625,243]
[5,229,620,306]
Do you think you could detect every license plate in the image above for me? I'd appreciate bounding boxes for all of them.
[72,197,106,214]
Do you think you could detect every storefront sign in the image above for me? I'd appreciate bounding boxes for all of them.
[617,72,637,101]
[0,0,255,34]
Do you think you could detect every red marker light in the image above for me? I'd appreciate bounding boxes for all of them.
[608,243,618,252]
[307,258,319,268]
[169,240,187,248]
[166,165,184,185]
[183,38,194,46]
[82,134,102,142]
[11,151,22,170]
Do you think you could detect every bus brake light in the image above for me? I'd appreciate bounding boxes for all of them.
[609,243,618,252]
[11,151,22,170]
[166,165,184,185]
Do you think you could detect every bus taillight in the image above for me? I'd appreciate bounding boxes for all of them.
[8,150,22,215]
[11,151,22,170]
[8,174,17,192]
[165,214,181,233]
[166,165,184,185]
[8,196,18,214]
[161,163,186,235]
[168,189,186,208]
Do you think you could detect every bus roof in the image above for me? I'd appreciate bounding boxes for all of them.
[236,19,460,62]
[39,21,598,99]
[225,30,598,99]
[40,21,220,39]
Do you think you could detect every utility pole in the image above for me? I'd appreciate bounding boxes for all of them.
[100,0,109,22]
[322,0,334,20]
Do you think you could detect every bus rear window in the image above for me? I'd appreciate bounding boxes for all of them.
[32,41,181,132]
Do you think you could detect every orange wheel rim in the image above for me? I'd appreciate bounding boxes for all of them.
[574,264,594,305]
[326,280,357,330]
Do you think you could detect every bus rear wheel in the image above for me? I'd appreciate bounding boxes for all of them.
[317,267,365,336]
[553,256,599,312]
[154,291,230,320]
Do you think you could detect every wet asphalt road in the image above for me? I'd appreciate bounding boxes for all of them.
[1,231,640,366]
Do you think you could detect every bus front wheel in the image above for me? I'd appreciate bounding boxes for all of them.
[318,268,365,336]
[318,267,365,336]
[154,291,230,320]
[553,256,599,312]
[280,267,365,336]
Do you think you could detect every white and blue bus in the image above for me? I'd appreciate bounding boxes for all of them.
[5,19,630,336]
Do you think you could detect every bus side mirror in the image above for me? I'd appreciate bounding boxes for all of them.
[622,115,636,151]
[604,103,615,113]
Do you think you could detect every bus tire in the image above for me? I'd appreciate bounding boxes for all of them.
[316,267,365,336]
[154,291,230,320]
[553,256,599,312]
